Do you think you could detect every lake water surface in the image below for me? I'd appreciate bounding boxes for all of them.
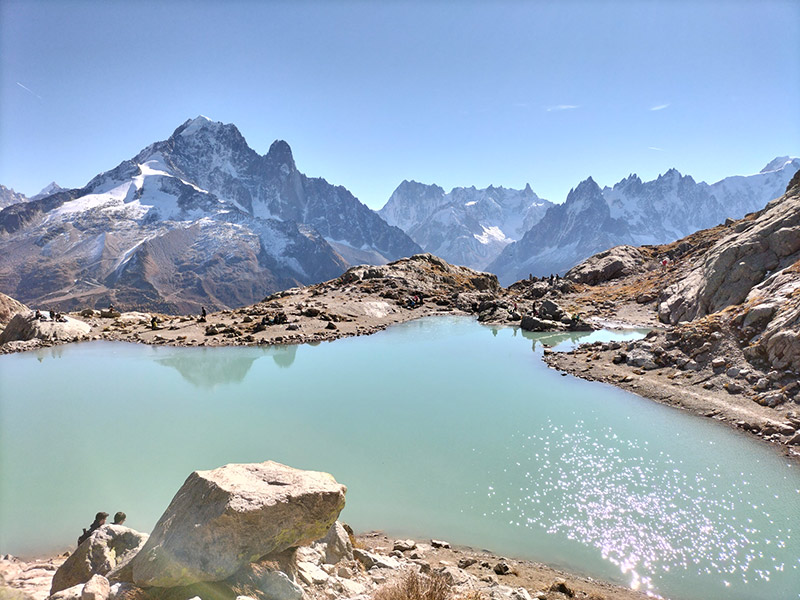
[0,317,798,600]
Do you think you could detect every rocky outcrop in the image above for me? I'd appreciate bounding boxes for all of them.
[129,461,346,587]
[658,170,800,371]
[51,526,148,594]
[0,291,28,328]
[0,312,91,345]
[565,245,646,285]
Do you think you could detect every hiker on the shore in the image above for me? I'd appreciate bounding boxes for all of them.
[199,306,207,322]
[77,511,108,546]
[112,511,126,525]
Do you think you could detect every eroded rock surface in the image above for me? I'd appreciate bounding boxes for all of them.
[565,245,645,285]
[51,526,148,594]
[0,312,90,345]
[130,461,346,587]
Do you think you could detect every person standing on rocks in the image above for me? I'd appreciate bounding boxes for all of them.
[77,511,108,546]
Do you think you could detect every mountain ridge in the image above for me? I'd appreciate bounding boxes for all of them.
[0,116,421,313]
[487,157,800,284]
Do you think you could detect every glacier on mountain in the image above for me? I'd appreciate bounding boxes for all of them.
[0,117,420,312]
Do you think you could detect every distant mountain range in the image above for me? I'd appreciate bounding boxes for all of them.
[2,115,796,311]
[378,181,552,270]
[487,157,799,284]
[375,158,799,284]
[0,116,420,312]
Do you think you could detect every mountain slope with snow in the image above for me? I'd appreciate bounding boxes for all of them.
[0,185,28,210]
[488,158,800,285]
[378,181,552,270]
[0,117,420,312]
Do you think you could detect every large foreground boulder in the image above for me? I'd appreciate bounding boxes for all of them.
[130,461,347,588]
[51,525,148,595]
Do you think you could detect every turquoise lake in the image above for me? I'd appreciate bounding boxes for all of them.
[0,316,798,600]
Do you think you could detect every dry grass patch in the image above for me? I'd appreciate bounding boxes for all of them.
[373,571,452,600]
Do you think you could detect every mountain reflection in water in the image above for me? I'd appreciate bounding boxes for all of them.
[155,345,299,387]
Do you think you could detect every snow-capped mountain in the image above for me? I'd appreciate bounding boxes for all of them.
[378,181,552,270]
[30,182,63,201]
[0,116,420,312]
[488,157,800,285]
[0,185,28,210]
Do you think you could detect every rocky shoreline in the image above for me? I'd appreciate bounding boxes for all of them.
[1,461,651,600]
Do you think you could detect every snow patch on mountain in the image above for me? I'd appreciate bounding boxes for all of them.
[379,182,552,270]
[488,157,800,285]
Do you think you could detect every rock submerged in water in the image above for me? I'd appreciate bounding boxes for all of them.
[130,461,346,588]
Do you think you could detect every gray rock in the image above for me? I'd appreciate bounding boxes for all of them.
[0,312,91,345]
[724,382,743,394]
[229,558,302,600]
[51,526,148,595]
[50,584,85,600]
[626,348,655,368]
[392,539,416,553]
[80,575,109,600]
[493,561,511,575]
[538,300,565,321]
[107,583,136,600]
[565,245,646,285]
[352,549,400,570]
[316,522,353,565]
[130,461,346,587]
[755,377,771,390]
[726,367,741,378]
[711,358,727,370]
[520,315,563,332]
[430,540,450,549]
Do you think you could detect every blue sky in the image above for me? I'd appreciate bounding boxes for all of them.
[1,0,798,209]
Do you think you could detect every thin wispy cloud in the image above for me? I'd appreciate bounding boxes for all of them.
[650,103,670,111]
[16,82,42,100]
[648,146,666,151]
[546,104,579,112]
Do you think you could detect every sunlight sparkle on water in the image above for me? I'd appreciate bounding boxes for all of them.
[470,418,793,597]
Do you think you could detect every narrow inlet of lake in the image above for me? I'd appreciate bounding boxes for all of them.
[0,316,797,600]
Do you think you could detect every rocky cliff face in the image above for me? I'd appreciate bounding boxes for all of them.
[378,181,552,270]
[0,117,420,313]
[0,184,28,210]
[488,158,800,285]
[659,170,800,371]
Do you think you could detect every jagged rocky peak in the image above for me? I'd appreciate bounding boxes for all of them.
[0,184,29,209]
[174,115,226,138]
[31,182,63,200]
[265,139,296,172]
[565,176,605,205]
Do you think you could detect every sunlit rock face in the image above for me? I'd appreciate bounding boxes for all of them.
[130,461,346,587]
